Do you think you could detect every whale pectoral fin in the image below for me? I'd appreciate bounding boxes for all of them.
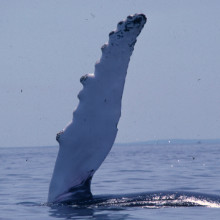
[48,14,146,203]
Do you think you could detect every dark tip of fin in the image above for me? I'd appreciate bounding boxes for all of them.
[133,16,143,24]
[139,14,147,22]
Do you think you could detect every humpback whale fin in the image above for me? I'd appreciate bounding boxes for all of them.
[48,14,146,203]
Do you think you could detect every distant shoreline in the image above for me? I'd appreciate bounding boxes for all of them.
[115,139,220,146]
[1,139,220,148]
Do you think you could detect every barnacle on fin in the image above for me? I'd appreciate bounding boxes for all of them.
[56,131,64,143]
[109,31,114,36]
[80,75,88,84]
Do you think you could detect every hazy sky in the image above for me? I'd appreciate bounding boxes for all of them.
[1,0,220,147]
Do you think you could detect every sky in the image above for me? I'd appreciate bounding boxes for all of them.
[1,0,220,147]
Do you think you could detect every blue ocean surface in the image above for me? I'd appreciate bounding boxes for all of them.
[1,143,220,219]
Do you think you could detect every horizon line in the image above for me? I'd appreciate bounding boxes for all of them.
[1,138,220,148]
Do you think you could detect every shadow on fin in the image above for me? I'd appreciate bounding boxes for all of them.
[56,174,93,204]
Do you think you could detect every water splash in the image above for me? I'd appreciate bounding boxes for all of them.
[46,191,220,209]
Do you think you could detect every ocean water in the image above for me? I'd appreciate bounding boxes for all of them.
[1,143,220,219]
